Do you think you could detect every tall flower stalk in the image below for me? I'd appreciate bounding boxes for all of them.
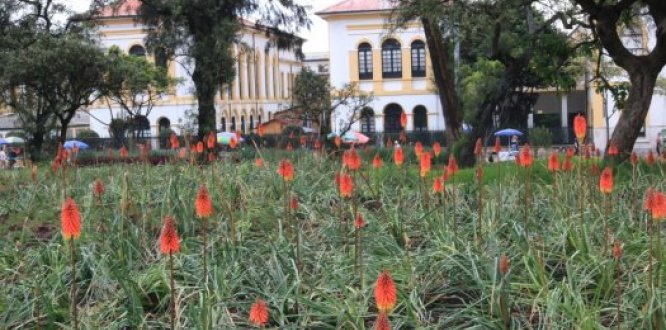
[354,213,365,286]
[160,216,181,330]
[61,197,81,330]
[613,240,623,329]
[195,184,213,329]
[600,167,613,254]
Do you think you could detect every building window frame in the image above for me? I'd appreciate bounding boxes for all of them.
[411,41,426,78]
[358,43,373,80]
[382,39,402,79]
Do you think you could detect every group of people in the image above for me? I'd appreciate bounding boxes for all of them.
[0,146,21,169]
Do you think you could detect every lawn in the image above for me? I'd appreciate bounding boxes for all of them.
[0,146,664,329]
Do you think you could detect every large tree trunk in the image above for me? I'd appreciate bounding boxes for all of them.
[610,69,658,156]
[192,61,217,140]
[421,18,462,147]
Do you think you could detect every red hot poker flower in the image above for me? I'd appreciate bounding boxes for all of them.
[160,216,180,254]
[644,187,656,211]
[178,147,187,159]
[599,166,613,194]
[375,270,397,312]
[433,177,443,193]
[344,148,361,170]
[386,139,393,149]
[339,173,353,198]
[566,147,575,158]
[300,136,307,147]
[230,137,238,149]
[374,312,391,330]
[170,133,179,149]
[573,114,586,142]
[548,152,560,172]
[355,213,365,229]
[494,137,501,154]
[119,145,129,158]
[290,196,299,211]
[195,185,213,218]
[373,154,383,169]
[447,154,459,176]
[196,141,204,154]
[334,136,341,148]
[400,111,407,128]
[499,255,510,275]
[420,152,431,178]
[474,138,483,157]
[286,142,293,152]
[613,240,623,261]
[393,147,404,166]
[414,141,423,157]
[257,124,265,137]
[277,159,294,182]
[255,158,264,168]
[207,132,216,150]
[647,150,655,166]
[93,179,105,198]
[314,140,322,150]
[61,197,82,240]
[249,298,269,327]
[608,141,619,156]
[519,144,533,167]
[562,155,573,172]
[652,191,666,221]
[433,141,442,157]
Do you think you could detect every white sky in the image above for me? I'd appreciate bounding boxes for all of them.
[68,0,339,53]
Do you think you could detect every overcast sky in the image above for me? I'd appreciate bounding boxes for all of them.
[68,0,339,53]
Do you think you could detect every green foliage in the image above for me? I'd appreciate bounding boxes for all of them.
[76,129,100,139]
[529,126,553,149]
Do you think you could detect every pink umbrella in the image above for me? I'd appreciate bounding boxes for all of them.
[342,131,370,144]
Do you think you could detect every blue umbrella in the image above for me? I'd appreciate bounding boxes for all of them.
[0,137,6,145]
[494,128,523,137]
[64,140,89,149]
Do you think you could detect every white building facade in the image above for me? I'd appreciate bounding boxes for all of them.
[88,0,303,138]
[317,0,444,136]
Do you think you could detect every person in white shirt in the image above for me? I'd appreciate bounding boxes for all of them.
[0,147,6,169]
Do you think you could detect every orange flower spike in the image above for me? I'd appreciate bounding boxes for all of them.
[61,197,82,240]
[286,142,293,152]
[599,167,613,194]
[289,131,295,139]
[573,114,587,142]
[249,298,269,327]
[314,140,322,150]
[170,133,179,149]
[608,141,619,156]
[207,132,216,150]
[255,157,264,168]
[178,147,187,159]
[93,179,105,198]
[433,177,443,193]
[499,255,510,275]
[290,196,299,211]
[566,147,575,158]
[300,136,307,147]
[386,139,393,149]
[339,173,353,198]
[373,154,383,169]
[420,152,431,177]
[414,141,423,157]
[474,138,483,157]
[393,147,404,166]
[652,191,666,221]
[334,135,341,148]
[277,159,294,182]
[159,216,180,254]
[195,185,213,218]
[433,141,442,157]
[613,240,623,261]
[196,141,204,154]
[494,137,501,154]
[119,145,129,158]
[374,270,397,313]
[519,144,533,167]
[647,150,655,166]
[374,312,391,330]
[344,147,361,170]
[400,111,408,128]
[562,155,573,172]
[230,137,238,149]
[548,152,560,172]
[355,213,365,229]
[208,153,215,162]
[447,154,458,176]
[235,131,242,141]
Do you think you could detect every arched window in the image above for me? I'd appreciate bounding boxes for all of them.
[240,115,246,134]
[411,41,426,78]
[382,39,402,79]
[231,116,236,131]
[358,43,373,80]
[413,106,428,132]
[129,45,146,57]
[250,115,254,131]
[221,117,227,132]
[360,108,375,133]
[384,104,403,133]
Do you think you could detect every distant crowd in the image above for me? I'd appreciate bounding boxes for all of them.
[0,146,22,169]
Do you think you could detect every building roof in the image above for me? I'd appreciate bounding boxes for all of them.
[97,0,141,18]
[317,0,395,16]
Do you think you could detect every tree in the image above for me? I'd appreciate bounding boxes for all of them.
[568,0,666,156]
[292,69,373,136]
[0,0,110,159]
[101,45,176,138]
[391,0,578,165]
[137,0,310,139]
